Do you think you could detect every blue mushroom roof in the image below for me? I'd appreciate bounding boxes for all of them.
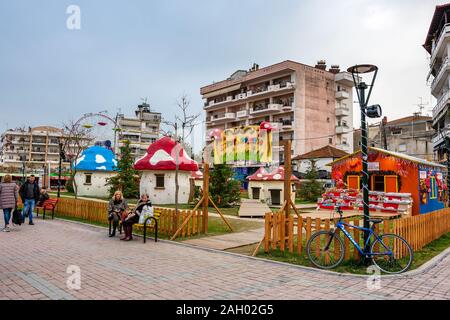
[74,146,117,172]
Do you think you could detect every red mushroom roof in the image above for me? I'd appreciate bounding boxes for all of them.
[134,136,199,171]
[247,166,299,181]
[191,170,203,180]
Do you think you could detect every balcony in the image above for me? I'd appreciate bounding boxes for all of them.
[432,91,450,122]
[335,72,354,87]
[281,103,294,111]
[336,107,350,117]
[432,128,450,147]
[236,110,248,118]
[431,57,449,95]
[250,103,282,115]
[431,24,450,66]
[281,120,293,130]
[336,124,349,134]
[336,143,350,150]
[210,113,236,123]
[335,90,350,100]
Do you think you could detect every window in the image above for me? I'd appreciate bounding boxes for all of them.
[372,175,385,192]
[391,128,402,135]
[398,144,407,152]
[329,138,333,144]
[155,174,165,189]
[84,173,92,185]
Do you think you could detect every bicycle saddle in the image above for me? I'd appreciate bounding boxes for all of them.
[369,219,383,224]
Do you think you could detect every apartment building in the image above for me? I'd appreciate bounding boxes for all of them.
[353,114,435,161]
[424,3,450,161]
[0,126,74,174]
[200,60,355,164]
[116,102,161,159]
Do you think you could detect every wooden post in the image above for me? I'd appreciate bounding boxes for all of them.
[202,163,209,233]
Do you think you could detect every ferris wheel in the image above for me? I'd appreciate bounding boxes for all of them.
[70,112,120,152]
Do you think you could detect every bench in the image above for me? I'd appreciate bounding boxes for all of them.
[135,208,161,243]
[108,208,161,243]
[36,198,58,220]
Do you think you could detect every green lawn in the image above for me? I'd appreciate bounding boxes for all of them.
[226,233,450,275]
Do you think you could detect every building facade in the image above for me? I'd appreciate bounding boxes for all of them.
[424,3,450,162]
[200,60,355,163]
[116,102,161,160]
[0,126,75,175]
[353,115,435,161]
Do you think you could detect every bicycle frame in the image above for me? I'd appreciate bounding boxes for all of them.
[329,220,393,257]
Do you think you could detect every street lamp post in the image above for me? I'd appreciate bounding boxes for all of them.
[347,64,382,261]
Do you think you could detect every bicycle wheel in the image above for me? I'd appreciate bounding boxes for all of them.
[371,234,413,274]
[306,230,344,269]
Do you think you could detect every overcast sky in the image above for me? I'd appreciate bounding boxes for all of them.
[0,0,445,152]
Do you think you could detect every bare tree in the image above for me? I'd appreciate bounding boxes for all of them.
[61,120,91,198]
[162,94,201,214]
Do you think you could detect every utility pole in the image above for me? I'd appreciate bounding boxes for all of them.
[380,116,388,150]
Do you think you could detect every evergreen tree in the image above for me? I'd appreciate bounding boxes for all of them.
[297,160,324,202]
[106,141,140,199]
[209,164,241,207]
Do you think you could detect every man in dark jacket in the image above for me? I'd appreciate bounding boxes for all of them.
[19,175,40,225]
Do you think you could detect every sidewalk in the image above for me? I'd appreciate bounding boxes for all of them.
[182,227,264,250]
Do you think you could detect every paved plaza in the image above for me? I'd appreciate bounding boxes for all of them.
[0,218,449,300]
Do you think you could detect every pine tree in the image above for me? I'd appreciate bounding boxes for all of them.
[209,164,241,207]
[106,141,140,199]
[297,160,324,202]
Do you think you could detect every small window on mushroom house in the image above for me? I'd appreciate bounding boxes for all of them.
[85,173,92,185]
[155,174,165,189]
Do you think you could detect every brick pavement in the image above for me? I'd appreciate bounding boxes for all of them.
[0,218,449,300]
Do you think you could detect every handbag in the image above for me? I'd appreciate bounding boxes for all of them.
[12,207,23,225]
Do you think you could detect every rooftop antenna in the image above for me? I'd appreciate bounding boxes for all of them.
[414,97,429,116]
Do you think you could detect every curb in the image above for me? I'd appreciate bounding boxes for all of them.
[47,216,449,279]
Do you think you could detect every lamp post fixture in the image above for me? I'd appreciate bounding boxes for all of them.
[347,64,382,261]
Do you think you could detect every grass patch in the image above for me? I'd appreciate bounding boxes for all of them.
[229,233,450,275]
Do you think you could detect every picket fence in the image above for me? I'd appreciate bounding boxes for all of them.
[264,208,450,260]
[54,197,205,239]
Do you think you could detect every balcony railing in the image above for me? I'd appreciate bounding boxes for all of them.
[433,90,450,119]
[431,57,449,91]
[431,24,450,62]
[336,124,349,134]
[250,103,282,115]
[335,90,349,100]
[336,107,350,117]
[236,110,248,118]
[210,113,236,122]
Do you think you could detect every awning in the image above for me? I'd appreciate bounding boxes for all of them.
[202,83,242,99]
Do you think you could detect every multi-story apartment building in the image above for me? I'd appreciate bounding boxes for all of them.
[116,102,161,159]
[0,126,75,174]
[424,3,450,161]
[200,60,355,163]
[353,114,435,161]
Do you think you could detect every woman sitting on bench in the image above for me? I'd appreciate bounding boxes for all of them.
[121,194,152,241]
[108,191,128,237]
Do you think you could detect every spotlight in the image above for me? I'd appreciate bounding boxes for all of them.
[367,104,382,118]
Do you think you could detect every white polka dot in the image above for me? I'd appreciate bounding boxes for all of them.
[95,155,106,164]
[273,174,282,180]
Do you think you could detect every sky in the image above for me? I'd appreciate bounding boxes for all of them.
[0,0,445,152]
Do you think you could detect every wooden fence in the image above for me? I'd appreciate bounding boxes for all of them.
[264,208,450,260]
[54,197,205,240]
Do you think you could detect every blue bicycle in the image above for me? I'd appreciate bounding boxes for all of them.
[306,205,413,274]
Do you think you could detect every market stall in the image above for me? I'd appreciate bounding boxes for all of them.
[325,147,447,215]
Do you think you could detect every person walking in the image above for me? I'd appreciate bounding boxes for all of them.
[107,191,128,237]
[0,175,19,232]
[19,175,40,225]
[121,194,152,241]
